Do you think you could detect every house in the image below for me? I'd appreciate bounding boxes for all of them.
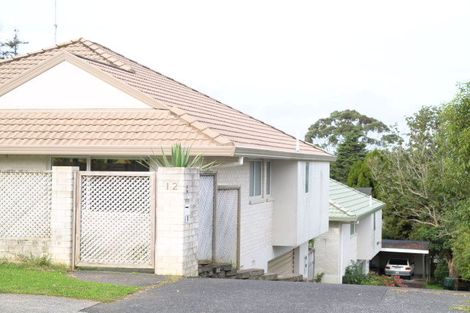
[370,239,430,281]
[0,39,334,277]
[314,179,384,283]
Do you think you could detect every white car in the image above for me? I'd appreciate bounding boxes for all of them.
[385,258,414,278]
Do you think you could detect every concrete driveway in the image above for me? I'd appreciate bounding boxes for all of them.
[83,278,470,313]
[0,294,96,313]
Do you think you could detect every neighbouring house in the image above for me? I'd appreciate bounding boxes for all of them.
[0,38,334,278]
[370,240,431,281]
[314,179,384,284]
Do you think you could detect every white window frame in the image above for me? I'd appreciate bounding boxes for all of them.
[249,160,264,199]
[350,222,357,236]
[265,161,272,196]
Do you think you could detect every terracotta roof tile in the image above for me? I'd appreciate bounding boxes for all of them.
[0,110,221,154]
[0,39,332,158]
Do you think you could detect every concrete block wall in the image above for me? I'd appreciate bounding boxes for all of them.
[0,166,77,265]
[155,168,199,276]
[49,166,78,265]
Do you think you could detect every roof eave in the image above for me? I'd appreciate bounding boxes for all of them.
[234,147,336,162]
[0,145,236,157]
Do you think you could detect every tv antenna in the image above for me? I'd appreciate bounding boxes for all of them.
[54,0,58,44]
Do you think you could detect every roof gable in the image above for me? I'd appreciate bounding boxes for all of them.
[0,59,151,109]
[0,39,334,160]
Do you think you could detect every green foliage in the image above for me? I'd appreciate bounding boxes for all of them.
[453,228,470,280]
[364,273,406,287]
[342,261,368,284]
[0,261,138,302]
[347,150,381,189]
[305,109,399,150]
[142,144,216,171]
[0,29,28,59]
[314,272,324,283]
[331,131,367,183]
[305,110,400,183]
[434,260,449,284]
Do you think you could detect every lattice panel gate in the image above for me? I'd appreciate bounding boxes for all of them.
[197,174,215,261]
[0,171,52,239]
[75,172,155,268]
[214,187,239,266]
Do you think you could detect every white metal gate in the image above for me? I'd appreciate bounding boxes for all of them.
[75,172,155,268]
[197,174,215,261]
[214,186,239,267]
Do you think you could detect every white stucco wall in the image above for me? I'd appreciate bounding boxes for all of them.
[0,155,50,170]
[340,223,358,277]
[272,160,329,246]
[357,210,382,260]
[216,160,317,275]
[216,163,275,270]
[0,61,151,109]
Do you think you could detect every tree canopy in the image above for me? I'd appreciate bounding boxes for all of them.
[305,109,399,183]
[369,85,470,279]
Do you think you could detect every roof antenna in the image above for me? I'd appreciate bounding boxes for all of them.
[295,131,300,152]
[54,0,58,44]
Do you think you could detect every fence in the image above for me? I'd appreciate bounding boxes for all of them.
[0,170,52,257]
[0,167,200,276]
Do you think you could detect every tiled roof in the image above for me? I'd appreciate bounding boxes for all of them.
[0,110,232,156]
[329,179,384,222]
[0,38,332,159]
[382,240,429,251]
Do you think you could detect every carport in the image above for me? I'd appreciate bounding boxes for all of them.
[370,240,430,281]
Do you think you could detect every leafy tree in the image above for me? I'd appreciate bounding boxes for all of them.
[347,150,381,190]
[305,110,400,183]
[369,106,456,268]
[0,29,28,59]
[305,109,400,151]
[438,83,470,279]
[331,131,367,182]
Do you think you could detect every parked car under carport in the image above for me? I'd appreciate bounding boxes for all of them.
[370,240,430,281]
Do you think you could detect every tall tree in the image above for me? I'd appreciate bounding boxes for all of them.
[305,109,400,182]
[0,29,28,59]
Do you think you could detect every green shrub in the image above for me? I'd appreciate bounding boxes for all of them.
[434,260,449,284]
[343,261,368,284]
[314,272,324,283]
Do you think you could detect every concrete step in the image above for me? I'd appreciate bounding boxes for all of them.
[236,268,265,279]
[276,274,304,282]
[252,273,278,280]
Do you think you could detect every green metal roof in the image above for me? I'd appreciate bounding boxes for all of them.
[329,179,385,222]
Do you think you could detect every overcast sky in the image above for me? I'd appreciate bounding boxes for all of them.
[1,0,470,138]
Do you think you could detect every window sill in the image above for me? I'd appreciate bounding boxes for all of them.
[249,198,265,205]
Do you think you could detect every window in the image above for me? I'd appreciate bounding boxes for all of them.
[249,161,263,197]
[266,161,271,195]
[305,162,310,193]
[51,158,87,171]
[91,159,149,172]
[350,222,356,236]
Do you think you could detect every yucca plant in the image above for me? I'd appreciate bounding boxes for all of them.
[142,143,216,171]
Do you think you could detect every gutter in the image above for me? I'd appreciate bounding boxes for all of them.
[235,147,336,162]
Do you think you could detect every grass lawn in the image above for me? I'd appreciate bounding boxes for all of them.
[0,262,140,302]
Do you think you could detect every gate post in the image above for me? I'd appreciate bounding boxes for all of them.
[49,166,79,266]
[155,168,199,276]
